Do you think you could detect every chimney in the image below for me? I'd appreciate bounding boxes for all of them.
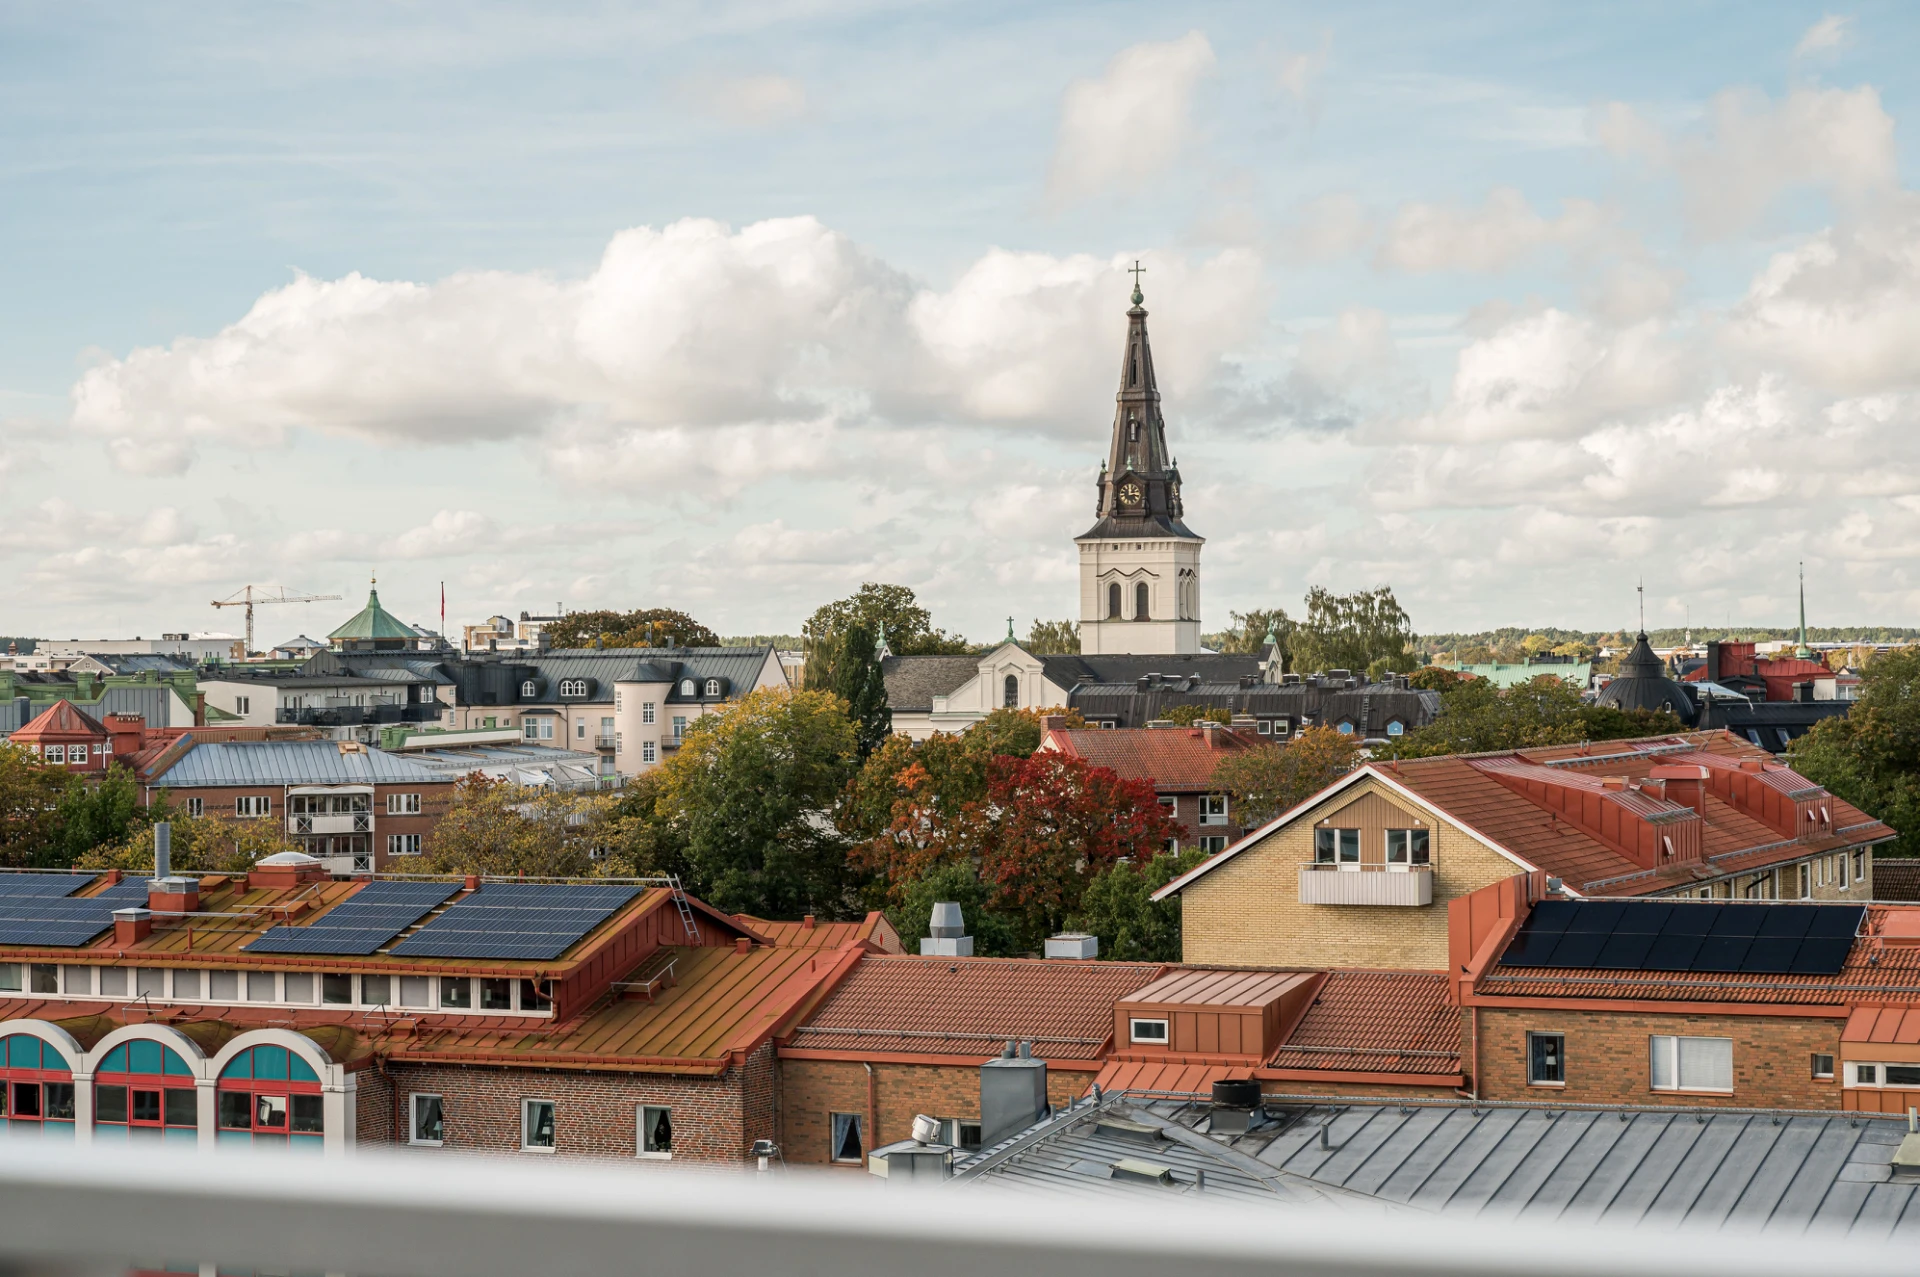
[113,907,152,946]
[1040,714,1067,733]
[802,914,817,931]
[921,902,973,957]
[1706,641,1721,684]
[1209,1078,1263,1135]
[1200,720,1223,748]
[1650,764,1709,816]
[154,822,170,880]
[866,1113,957,1183]
[1795,680,1815,703]
[1043,932,1098,959]
[734,937,752,955]
[979,1041,1048,1149]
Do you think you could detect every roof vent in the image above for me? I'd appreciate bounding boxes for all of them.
[1209,1078,1262,1134]
[337,740,366,754]
[1044,933,1098,959]
[1094,1115,1166,1143]
[921,902,973,957]
[256,851,322,867]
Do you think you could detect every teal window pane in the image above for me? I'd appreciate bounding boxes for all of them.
[129,1041,162,1075]
[289,1053,319,1083]
[6,1036,39,1069]
[93,1123,128,1144]
[44,1121,73,1140]
[254,1046,288,1080]
[163,1047,191,1076]
[100,1045,128,1073]
[290,1133,325,1152]
[162,1127,197,1147]
[215,1130,252,1147]
[220,1049,251,1079]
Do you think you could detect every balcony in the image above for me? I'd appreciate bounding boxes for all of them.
[1298,863,1433,906]
[594,734,617,751]
[290,814,374,836]
[277,704,441,727]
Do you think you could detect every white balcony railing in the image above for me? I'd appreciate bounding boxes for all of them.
[1298,863,1434,906]
[0,1141,1895,1277]
[288,814,374,836]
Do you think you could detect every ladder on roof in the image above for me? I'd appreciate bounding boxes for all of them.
[667,875,701,943]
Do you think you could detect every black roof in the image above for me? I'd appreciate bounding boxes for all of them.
[1596,633,1697,719]
[1070,677,1439,734]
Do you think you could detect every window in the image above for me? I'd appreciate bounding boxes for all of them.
[522,1099,556,1152]
[1199,794,1228,826]
[642,701,656,724]
[577,722,586,738]
[29,964,55,995]
[1107,583,1122,619]
[439,977,472,1009]
[1314,828,1360,865]
[1650,1035,1733,1092]
[1527,1033,1565,1086]
[411,1094,445,1146]
[1839,852,1849,888]
[704,679,720,697]
[1,1034,77,1133]
[217,1044,323,1148]
[521,680,538,698]
[680,679,696,696]
[247,971,277,1002]
[1812,1054,1835,1080]
[1130,1018,1169,1044]
[235,795,270,818]
[1199,835,1229,853]
[43,745,65,764]
[672,715,686,740]
[185,797,204,817]
[1335,721,1354,735]
[173,969,200,999]
[209,970,240,1001]
[1004,674,1019,708]
[1271,719,1290,738]
[1854,1063,1880,1085]
[361,974,391,1006]
[322,974,352,1005]
[0,963,18,992]
[1855,850,1866,883]
[93,1040,197,1145]
[387,793,422,815]
[235,696,251,715]
[638,1105,673,1158]
[1257,721,1270,734]
[480,978,512,1011]
[1135,582,1150,621]
[830,1112,865,1163]
[386,834,422,856]
[1799,863,1811,899]
[641,741,657,764]
[1385,720,1405,737]
[559,679,586,697]
[399,976,431,1008]
[1386,829,1431,866]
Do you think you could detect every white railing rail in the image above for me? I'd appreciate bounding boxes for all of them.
[0,1141,1904,1277]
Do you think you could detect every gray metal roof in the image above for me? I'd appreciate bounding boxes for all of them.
[0,687,176,735]
[399,744,606,791]
[151,741,447,787]
[958,1094,1920,1235]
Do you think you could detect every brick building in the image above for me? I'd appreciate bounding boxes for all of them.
[1038,717,1259,853]
[1155,731,1895,970]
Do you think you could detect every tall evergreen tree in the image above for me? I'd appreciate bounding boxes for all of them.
[832,623,892,759]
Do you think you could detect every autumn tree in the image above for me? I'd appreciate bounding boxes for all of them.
[421,774,609,878]
[77,808,304,875]
[541,608,720,650]
[1211,727,1364,829]
[1289,586,1418,679]
[654,687,860,917]
[588,770,686,881]
[1408,666,1468,692]
[802,583,970,688]
[1025,619,1079,654]
[1161,704,1231,726]
[1791,647,1920,857]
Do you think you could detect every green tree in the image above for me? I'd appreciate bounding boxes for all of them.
[56,764,147,863]
[1289,586,1417,676]
[1409,666,1468,692]
[828,623,892,759]
[0,744,75,868]
[1025,619,1080,654]
[1211,727,1364,828]
[1388,674,1684,759]
[77,808,304,875]
[587,771,687,880]
[1790,648,1920,857]
[802,583,969,688]
[1212,608,1292,659]
[542,608,721,650]
[1071,847,1205,962]
[1161,704,1232,726]
[656,687,860,917]
[420,774,610,877]
[888,861,1019,957]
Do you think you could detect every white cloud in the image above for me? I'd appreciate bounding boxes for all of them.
[1794,14,1852,56]
[1044,32,1215,208]
[683,73,808,126]
[1595,86,1897,235]
[1378,188,1613,273]
[1273,33,1330,105]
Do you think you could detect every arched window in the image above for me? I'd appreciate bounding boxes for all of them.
[1,1034,75,1135]
[704,679,720,697]
[680,679,695,697]
[94,1040,196,1145]
[1107,584,1122,619]
[217,1044,324,1150]
[1004,675,1020,708]
[520,680,537,698]
[1135,583,1150,621]
[559,679,585,698]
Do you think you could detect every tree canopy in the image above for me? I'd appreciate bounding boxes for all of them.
[541,608,720,650]
[76,807,303,875]
[1071,847,1204,962]
[1790,648,1920,857]
[420,774,609,878]
[1025,619,1079,654]
[1211,726,1364,828]
[1289,586,1418,678]
[1386,674,1685,758]
[829,623,891,760]
[802,583,970,688]
[1209,608,1290,657]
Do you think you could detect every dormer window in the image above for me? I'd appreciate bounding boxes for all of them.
[703,679,720,697]
[680,679,695,696]
[521,680,537,698]
[559,679,586,697]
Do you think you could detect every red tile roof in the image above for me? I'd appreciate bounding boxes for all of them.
[782,955,1166,1062]
[1269,970,1460,1076]
[1044,725,1260,791]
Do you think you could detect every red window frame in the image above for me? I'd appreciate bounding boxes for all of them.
[93,1040,197,1139]
[0,1033,77,1129]
[216,1045,324,1144]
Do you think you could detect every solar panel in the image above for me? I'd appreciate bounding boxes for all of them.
[0,873,97,899]
[389,882,643,960]
[1499,899,1864,977]
[243,879,462,956]
[0,878,153,947]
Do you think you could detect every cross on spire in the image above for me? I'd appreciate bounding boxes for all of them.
[1128,259,1146,306]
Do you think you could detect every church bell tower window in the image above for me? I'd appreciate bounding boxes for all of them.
[1135,583,1150,621]
[1003,675,1019,708]
[1108,583,1122,619]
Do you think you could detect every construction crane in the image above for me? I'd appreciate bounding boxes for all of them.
[210,585,342,656]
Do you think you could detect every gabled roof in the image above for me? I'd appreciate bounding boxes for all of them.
[1045,725,1259,790]
[880,655,981,711]
[781,955,1165,1063]
[149,740,449,787]
[12,700,106,741]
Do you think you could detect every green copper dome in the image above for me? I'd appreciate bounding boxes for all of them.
[329,579,420,643]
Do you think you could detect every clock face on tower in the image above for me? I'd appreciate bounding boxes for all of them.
[1118,480,1144,507]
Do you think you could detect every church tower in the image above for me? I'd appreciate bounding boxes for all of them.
[1075,272,1203,655]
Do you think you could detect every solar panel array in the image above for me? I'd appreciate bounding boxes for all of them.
[245,880,463,955]
[0,878,152,947]
[1500,899,1865,976]
[390,882,643,960]
[0,873,97,899]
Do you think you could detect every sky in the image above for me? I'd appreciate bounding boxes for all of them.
[3,2,1919,645]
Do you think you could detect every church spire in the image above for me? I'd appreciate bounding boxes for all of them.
[1796,562,1813,660]
[1084,265,1197,540]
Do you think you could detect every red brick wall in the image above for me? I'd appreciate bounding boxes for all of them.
[153,781,450,870]
[355,1066,397,1145]
[1475,1007,1842,1109]
[380,1046,774,1164]
[778,1057,1090,1167]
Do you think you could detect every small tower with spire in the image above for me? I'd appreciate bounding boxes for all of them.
[1796,562,1814,660]
[1074,266,1204,655]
